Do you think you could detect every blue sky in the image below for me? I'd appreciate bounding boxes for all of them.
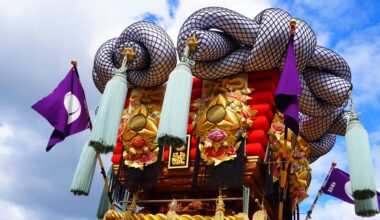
[0,0,379,219]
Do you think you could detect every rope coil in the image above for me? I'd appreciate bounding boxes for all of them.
[177,7,352,162]
[92,7,353,162]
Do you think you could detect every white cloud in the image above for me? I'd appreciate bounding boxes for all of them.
[0,124,15,189]
[165,0,272,45]
[0,122,49,195]
[310,199,378,220]
[316,32,330,47]
[3,0,379,219]
[0,123,14,146]
[0,199,42,220]
[336,32,380,107]
[0,116,105,219]
[1,0,172,59]
[369,129,380,191]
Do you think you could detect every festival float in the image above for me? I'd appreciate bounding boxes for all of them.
[32,6,379,220]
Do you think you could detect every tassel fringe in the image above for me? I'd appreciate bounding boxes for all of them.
[90,73,128,153]
[215,189,225,220]
[70,141,97,196]
[166,199,178,220]
[97,167,113,219]
[346,117,377,200]
[355,196,379,217]
[158,62,193,148]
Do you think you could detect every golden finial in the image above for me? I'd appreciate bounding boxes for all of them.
[121,48,136,62]
[187,36,199,53]
[346,87,352,100]
[290,19,297,36]
[71,59,78,68]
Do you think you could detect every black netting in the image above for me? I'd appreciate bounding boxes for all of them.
[309,133,336,163]
[92,21,177,93]
[176,7,352,161]
[92,7,352,161]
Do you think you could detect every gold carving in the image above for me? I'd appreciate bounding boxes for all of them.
[119,87,164,170]
[192,76,255,166]
[171,152,187,166]
[168,135,191,169]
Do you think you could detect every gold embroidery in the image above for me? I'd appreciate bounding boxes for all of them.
[120,88,164,170]
[193,76,255,166]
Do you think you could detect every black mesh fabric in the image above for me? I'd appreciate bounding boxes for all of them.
[92,7,352,161]
[176,7,352,161]
[92,21,177,93]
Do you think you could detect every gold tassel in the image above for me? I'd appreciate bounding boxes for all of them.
[166,199,178,220]
[124,193,138,220]
[236,213,249,220]
[252,198,268,220]
[215,189,225,220]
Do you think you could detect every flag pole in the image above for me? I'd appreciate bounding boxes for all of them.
[278,19,297,220]
[305,162,337,220]
[278,126,288,220]
[71,60,116,210]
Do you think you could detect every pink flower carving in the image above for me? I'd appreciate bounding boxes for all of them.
[207,129,227,143]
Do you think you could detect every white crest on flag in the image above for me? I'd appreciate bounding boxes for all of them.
[344,181,355,201]
[64,92,81,124]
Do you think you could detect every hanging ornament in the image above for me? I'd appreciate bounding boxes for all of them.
[158,36,198,148]
[252,198,269,220]
[354,196,379,217]
[215,189,225,220]
[70,141,97,196]
[89,48,135,153]
[166,199,178,220]
[345,98,378,200]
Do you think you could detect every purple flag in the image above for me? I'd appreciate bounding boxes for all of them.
[32,68,90,151]
[322,168,380,206]
[275,37,302,134]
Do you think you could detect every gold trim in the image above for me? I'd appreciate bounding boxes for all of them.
[168,135,191,169]
[246,156,260,163]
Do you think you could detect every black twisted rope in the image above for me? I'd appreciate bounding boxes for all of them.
[92,21,177,93]
[176,7,352,162]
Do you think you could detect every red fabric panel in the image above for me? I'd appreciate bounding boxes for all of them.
[164,149,169,161]
[249,116,270,131]
[190,148,196,159]
[193,77,203,88]
[247,91,274,105]
[114,143,123,154]
[246,143,265,159]
[188,117,193,124]
[247,130,268,147]
[250,103,273,121]
[248,78,278,93]
[116,136,122,144]
[190,106,196,113]
[187,124,193,133]
[247,69,279,81]
[124,89,132,108]
[111,154,121,165]
[191,88,203,101]
[191,136,197,148]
